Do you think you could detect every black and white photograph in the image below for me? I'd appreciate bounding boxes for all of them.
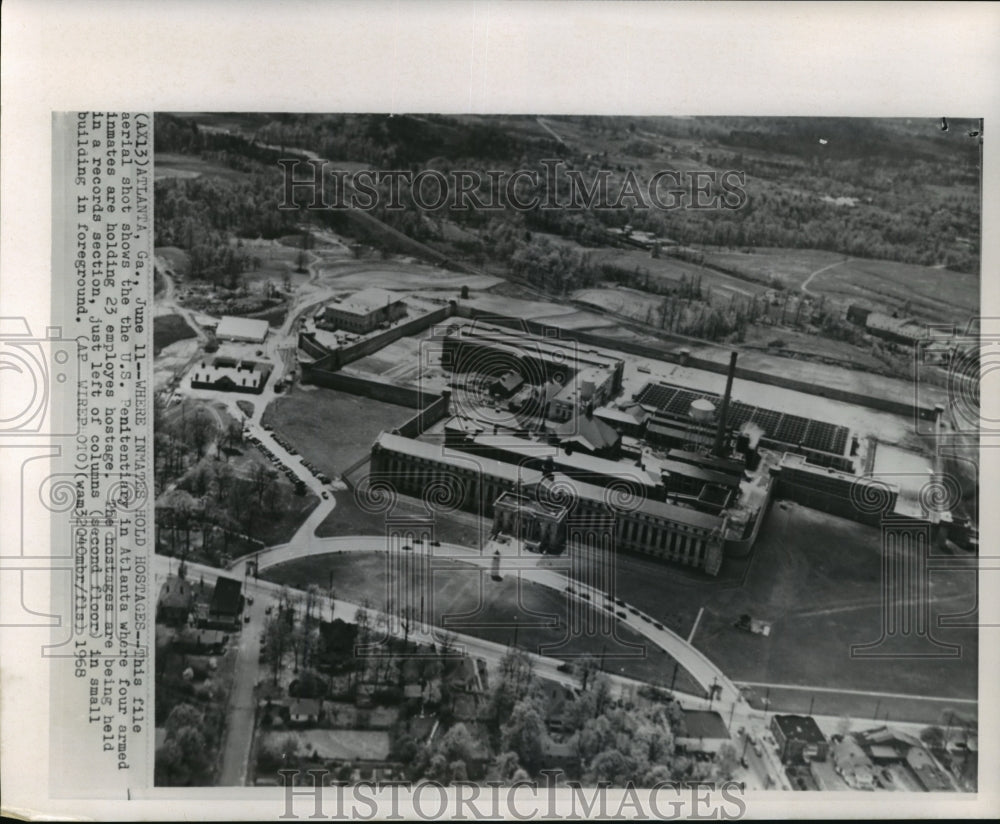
[149,112,980,794]
[2,2,998,820]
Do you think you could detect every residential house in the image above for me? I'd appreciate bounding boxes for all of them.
[677,710,731,755]
[173,628,228,656]
[157,575,195,626]
[204,576,243,630]
[832,735,876,790]
[288,698,324,726]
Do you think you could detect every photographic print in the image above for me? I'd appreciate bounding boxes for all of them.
[149,113,980,796]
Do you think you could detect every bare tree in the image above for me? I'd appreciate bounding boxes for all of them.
[187,410,216,459]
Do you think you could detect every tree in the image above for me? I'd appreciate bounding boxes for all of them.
[263,613,293,683]
[586,748,632,786]
[492,751,522,783]
[158,703,214,785]
[577,653,601,692]
[251,463,278,509]
[438,722,476,765]
[499,697,547,775]
[187,409,216,458]
[920,725,945,750]
[713,742,740,781]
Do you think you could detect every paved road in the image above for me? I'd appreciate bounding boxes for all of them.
[228,536,743,705]
[215,583,271,786]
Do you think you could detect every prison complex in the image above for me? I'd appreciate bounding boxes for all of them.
[370,431,731,574]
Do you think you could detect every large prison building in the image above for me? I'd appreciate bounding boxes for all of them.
[370,431,728,574]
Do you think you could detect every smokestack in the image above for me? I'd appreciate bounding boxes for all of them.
[713,351,738,457]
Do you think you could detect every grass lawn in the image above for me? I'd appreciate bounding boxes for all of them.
[153,313,197,355]
[262,551,704,694]
[316,480,491,547]
[572,501,977,710]
[262,386,415,478]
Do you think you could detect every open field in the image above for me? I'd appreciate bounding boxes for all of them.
[153,313,198,355]
[700,248,978,324]
[261,550,704,693]
[572,501,977,713]
[316,482,493,547]
[590,248,769,299]
[230,238,313,288]
[154,152,251,183]
[315,261,502,293]
[155,246,191,276]
[261,385,414,478]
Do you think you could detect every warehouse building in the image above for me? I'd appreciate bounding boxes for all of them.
[319,288,407,334]
[215,315,270,343]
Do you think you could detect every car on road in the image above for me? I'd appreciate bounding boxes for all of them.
[246,596,254,606]
[615,599,625,607]
[321,491,329,499]
[617,611,627,619]
[628,607,639,616]
[653,622,664,630]
[400,544,412,551]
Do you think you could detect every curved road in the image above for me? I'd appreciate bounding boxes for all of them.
[228,535,743,707]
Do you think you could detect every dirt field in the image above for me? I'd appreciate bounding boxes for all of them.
[573,501,977,712]
[261,550,704,692]
[261,385,414,478]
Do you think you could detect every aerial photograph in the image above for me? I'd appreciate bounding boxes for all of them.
[150,113,980,792]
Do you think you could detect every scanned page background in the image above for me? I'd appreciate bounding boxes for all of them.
[2,0,999,819]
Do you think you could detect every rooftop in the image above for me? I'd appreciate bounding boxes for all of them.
[191,360,264,389]
[330,287,404,317]
[442,321,622,371]
[210,576,242,616]
[865,312,926,339]
[551,410,621,453]
[289,698,323,717]
[215,315,269,341]
[773,714,827,745]
[680,710,730,740]
[376,431,543,487]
